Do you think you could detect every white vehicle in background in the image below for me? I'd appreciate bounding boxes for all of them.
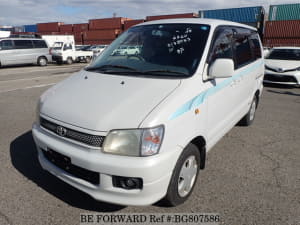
[50,42,93,64]
[263,47,271,57]
[41,35,74,49]
[0,31,10,38]
[92,45,108,58]
[42,35,93,64]
[0,38,51,67]
[264,47,300,86]
[32,19,264,206]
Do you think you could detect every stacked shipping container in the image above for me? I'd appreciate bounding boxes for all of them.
[37,22,64,34]
[264,3,300,47]
[199,6,265,37]
[124,19,145,30]
[146,13,197,21]
[84,17,131,44]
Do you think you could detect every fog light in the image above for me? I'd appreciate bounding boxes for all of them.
[113,176,143,190]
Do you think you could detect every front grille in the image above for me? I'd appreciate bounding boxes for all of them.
[264,74,297,83]
[40,117,105,147]
[42,149,100,185]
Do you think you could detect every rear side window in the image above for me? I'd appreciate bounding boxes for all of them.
[233,32,253,69]
[33,40,48,48]
[207,27,233,64]
[0,40,14,50]
[14,40,34,49]
[249,33,262,59]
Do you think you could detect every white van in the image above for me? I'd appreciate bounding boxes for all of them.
[32,19,264,206]
[0,38,51,67]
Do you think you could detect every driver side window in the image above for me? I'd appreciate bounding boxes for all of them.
[207,27,233,66]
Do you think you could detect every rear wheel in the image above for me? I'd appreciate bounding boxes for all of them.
[239,96,258,126]
[66,57,73,65]
[164,143,200,206]
[37,56,47,66]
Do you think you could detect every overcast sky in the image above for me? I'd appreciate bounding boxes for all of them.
[0,0,299,26]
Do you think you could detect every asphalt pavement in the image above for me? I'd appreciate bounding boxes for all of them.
[0,64,299,225]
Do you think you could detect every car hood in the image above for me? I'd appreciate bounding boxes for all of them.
[40,70,181,131]
[265,59,300,72]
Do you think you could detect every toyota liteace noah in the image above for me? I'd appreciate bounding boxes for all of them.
[32,19,264,206]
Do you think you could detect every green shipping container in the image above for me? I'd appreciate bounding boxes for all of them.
[269,3,300,21]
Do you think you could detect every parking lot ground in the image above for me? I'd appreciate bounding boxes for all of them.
[0,65,299,225]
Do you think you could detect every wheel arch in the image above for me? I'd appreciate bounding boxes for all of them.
[190,136,206,170]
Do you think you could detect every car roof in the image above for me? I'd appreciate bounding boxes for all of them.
[134,18,257,31]
[0,38,44,41]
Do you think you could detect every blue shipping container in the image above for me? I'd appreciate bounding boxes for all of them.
[199,6,264,23]
[24,24,37,33]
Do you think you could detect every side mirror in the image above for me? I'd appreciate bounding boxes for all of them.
[209,58,234,78]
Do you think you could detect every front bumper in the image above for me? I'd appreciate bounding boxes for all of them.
[264,71,300,86]
[32,123,181,206]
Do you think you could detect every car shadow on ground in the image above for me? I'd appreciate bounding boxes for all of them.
[10,131,125,212]
[267,89,300,97]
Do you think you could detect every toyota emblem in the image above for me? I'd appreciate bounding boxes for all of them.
[56,126,67,137]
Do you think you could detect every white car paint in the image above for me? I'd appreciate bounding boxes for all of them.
[265,47,300,86]
[32,18,264,206]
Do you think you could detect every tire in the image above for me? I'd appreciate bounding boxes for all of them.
[66,57,73,65]
[164,143,200,206]
[37,56,47,66]
[238,96,258,126]
[85,56,91,63]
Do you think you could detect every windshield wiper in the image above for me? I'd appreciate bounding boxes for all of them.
[85,64,138,72]
[142,70,189,76]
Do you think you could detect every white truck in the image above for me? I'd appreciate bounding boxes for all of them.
[42,35,93,64]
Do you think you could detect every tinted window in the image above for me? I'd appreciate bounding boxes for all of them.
[233,31,253,68]
[249,33,262,59]
[14,40,33,49]
[207,27,233,64]
[266,49,300,60]
[0,40,14,50]
[33,40,47,48]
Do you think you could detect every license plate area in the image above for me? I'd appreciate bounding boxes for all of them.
[42,148,100,185]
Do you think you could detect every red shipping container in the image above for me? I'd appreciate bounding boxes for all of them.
[37,22,64,32]
[37,32,61,35]
[73,23,89,32]
[83,29,121,40]
[146,13,197,21]
[58,31,73,35]
[74,32,83,42]
[84,39,114,45]
[89,17,131,30]
[264,20,300,38]
[124,19,145,30]
[263,38,300,47]
[60,24,73,32]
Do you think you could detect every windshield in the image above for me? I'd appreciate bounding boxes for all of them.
[86,23,210,78]
[266,49,300,60]
[52,42,63,50]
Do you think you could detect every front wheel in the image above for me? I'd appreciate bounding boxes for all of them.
[85,56,91,63]
[238,96,258,126]
[164,143,200,206]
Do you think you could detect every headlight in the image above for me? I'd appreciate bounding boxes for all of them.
[103,125,164,157]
